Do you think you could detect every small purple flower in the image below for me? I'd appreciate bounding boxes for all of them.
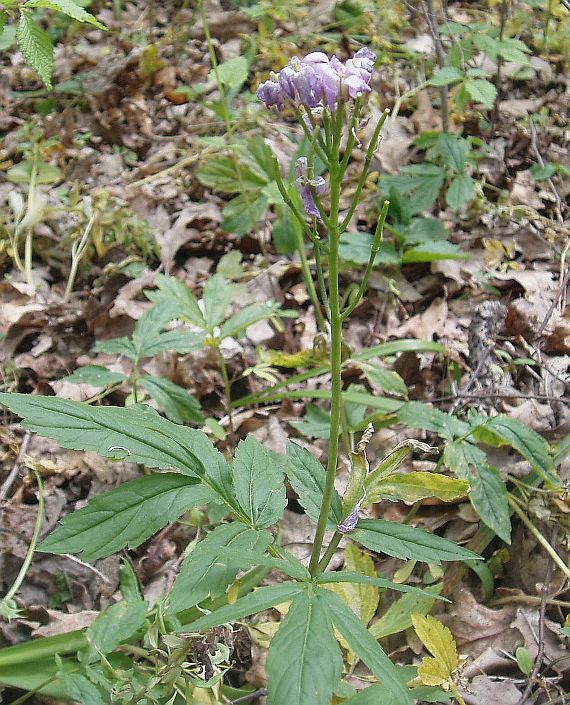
[295,157,326,219]
[256,75,286,109]
[294,63,323,108]
[354,46,376,63]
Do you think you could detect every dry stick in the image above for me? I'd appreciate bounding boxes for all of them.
[423,0,450,133]
[514,525,559,705]
[529,119,565,227]
[0,430,31,505]
[435,391,570,404]
[489,0,509,140]
[229,689,267,705]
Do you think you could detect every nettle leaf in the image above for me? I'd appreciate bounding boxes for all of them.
[289,404,333,440]
[444,442,511,543]
[132,305,201,358]
[0,395,234,499]
[397,402,469,440]
[464,78,497,107]
[318,588,413,705]
[381,165,445,215]
[179,583,304,632]
[62,365,127,387]
[232,436,287,528]
[219,301,282,340]
[351,519,480,564]
[221,192,269,237]
[24,0,107,29]
[446,174,475,209]
[39,473,213,560]
[286,441,342,526]
[470,415,558,485]
[93,337,137,359]
[208,55,248,88]
[203,273,232,329]
[140,376,204,425]
[266,587,342,705]
[429,66,464,86]
[147,274,205,328]
[82,601,147,663]
[369,584,442,640]
[362,364,408,398]
[366,472,468,505]
[436,133,468,173]
[168,523,272,614]
[17,11,53,90]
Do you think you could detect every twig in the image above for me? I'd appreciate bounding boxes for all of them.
[514,526,559,705]
[528,118,565,227]
[435,391,570,404]
[448,343,495,414]
[229,688,267,704]
[62,554,112,584]
[0,431,32,505]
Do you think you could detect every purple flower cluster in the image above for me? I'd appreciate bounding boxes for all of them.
[257,47,376,111]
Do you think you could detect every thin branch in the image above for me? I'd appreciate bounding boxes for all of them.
[529,118,565,227]
[0,431,32,505]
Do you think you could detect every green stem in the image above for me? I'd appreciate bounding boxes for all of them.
[216,346,234,433]
[293,222,327,331]
[317,531,342,573]
[314,244,331,321]
[341,199,389,319]
[22,150,39,287]
[308,113,344,577]
[1,471,43,609]
[339,108,390,234]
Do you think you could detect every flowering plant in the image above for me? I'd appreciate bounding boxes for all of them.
[0,46,478,705]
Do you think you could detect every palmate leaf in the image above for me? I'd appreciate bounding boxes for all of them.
[179,583,304,632]
[317,588,413,705]
[167,523,272,614]
[17,11,53,90]
[351,519,480,564]
[232,436,287,528]
[39,473,214,560]
[266,587,342,705]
